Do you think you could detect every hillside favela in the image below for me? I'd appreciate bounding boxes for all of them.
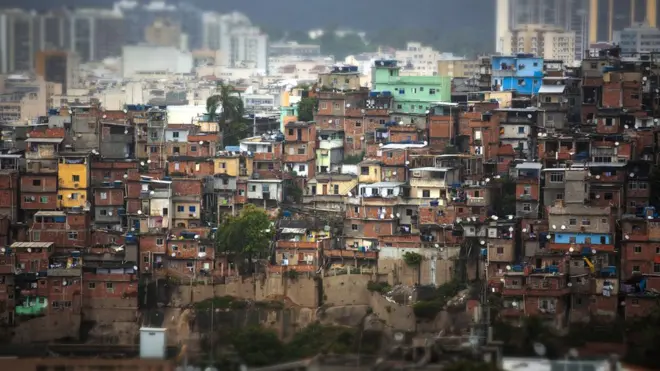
[3,0,660,370]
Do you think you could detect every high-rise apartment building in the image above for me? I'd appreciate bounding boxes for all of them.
[35,51,79,94]
[496,0,571,53]
[613,22,660,54]
[501,24,576,65]
[145,19,182,49]
[394,42,441,75]
[69,8,125,63]
[0,9,40,73]
[113,0,204,50]
[210,12,268,73]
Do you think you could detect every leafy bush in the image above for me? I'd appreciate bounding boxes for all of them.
[412,280,466,320]
[194,295,238,310]
[403,251,423,266]
[413,300,444,320]
[367,281,391,294]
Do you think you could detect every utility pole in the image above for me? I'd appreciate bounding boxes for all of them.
[252,109,257,137]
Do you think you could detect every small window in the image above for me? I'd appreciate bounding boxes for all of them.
[189,206,196,212]
[68,231,78,240]
[88,282,95,289]
[496,247,504,254]
[582,218,591,226]
[351,224,358,231]
[549,173,564,183]
[634,246,642,253]
[190,145,197,152]
[517,126,525,134]
[569,218,577,225]
[156,238,164,245]
[72,175,80,182]
[177,206,184,212]
[106,282,113,290]
[32,179,41,186]
[523,203,531,211]
[422,190,431,198]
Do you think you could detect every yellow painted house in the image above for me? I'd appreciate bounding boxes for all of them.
[213,155,252,177]
[58,153,90,208]
[357,160,382,184]
[306,173,358,196]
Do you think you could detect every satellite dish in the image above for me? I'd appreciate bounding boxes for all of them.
[533,342,547,357]
[393,332,404,342]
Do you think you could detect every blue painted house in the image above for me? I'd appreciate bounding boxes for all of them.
[491,54,544,95]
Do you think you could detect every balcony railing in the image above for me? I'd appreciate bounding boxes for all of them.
[324,249,377,259]
[276,241,319,249]
[467,197,486,206]
[47,267,82,277]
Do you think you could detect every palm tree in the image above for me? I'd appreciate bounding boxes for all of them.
[206,81,245,126]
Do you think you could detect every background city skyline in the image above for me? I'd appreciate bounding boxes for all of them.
[2,0,494,34]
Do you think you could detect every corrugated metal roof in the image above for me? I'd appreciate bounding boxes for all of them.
[10,242,54,248]
[539,85,566,94]
[515,163,543,170]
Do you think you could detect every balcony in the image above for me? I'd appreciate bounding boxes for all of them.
[253,152,279,161]
[625,231,648,242]
[547,243,616,253]
[502,286,525,296]
[283,153,313,163]
[319,140,344,150]
[276,241,319,250]
[500,115,535,125]
[139,189,171,199]
[324,249,377,259]
[500,307,525,317]
[467,197,486,206]
[588,173,625,183]
[517,193,537,201]
[47,267,82,277]
[526,286,571,297]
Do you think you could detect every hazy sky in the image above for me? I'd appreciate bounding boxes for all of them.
[8,0,494,33]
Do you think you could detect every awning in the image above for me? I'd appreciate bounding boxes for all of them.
[25,138,63,143]
[281,228,306,234]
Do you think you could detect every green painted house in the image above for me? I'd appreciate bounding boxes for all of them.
[371,60,451,123]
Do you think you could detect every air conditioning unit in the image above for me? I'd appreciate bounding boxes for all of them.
[412,171,422,178]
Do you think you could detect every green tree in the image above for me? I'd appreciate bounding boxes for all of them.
[206,81,245,127]
[223,120,250,147]
[215,204,274,272]
[230,326,285,366]
[297,97,318,122]
[491,177,516,217]
[649,165,660,210]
